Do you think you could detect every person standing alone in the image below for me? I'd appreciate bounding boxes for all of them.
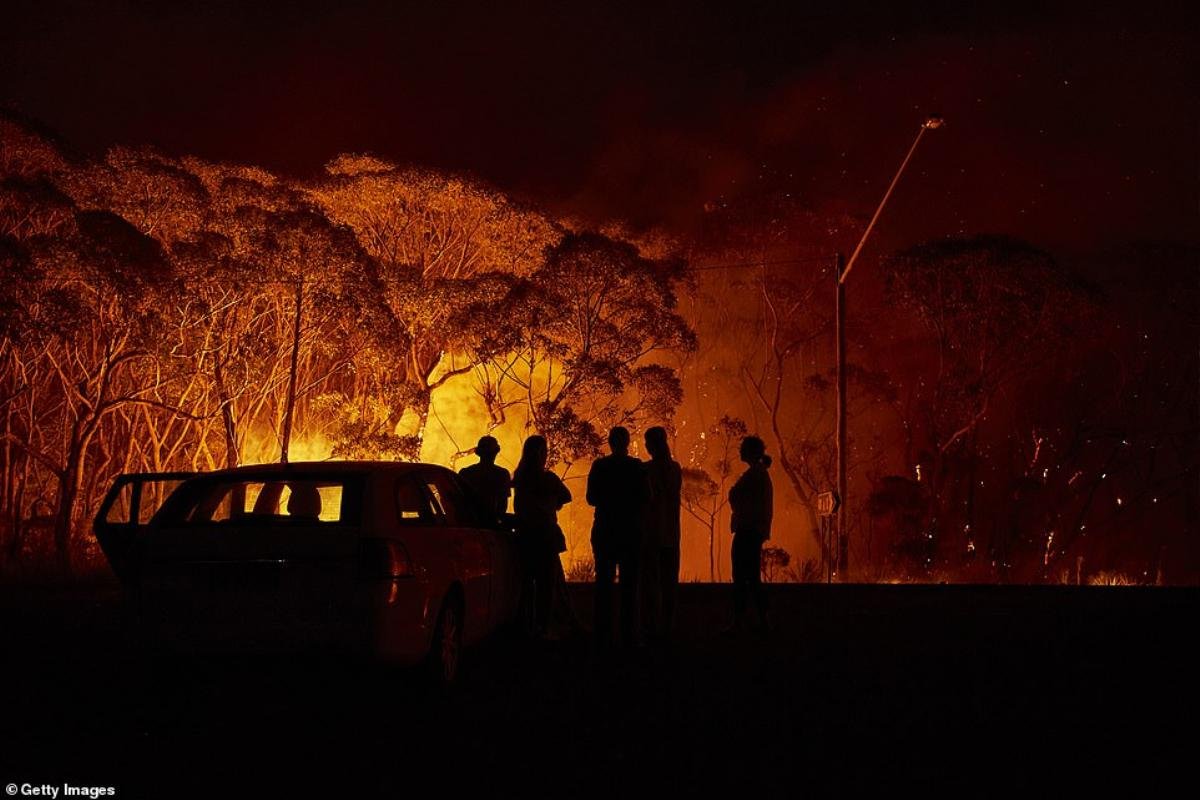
[727,435,773,633]
[587,426,649,648]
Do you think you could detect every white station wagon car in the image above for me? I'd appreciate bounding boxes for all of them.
[93,461,523,683]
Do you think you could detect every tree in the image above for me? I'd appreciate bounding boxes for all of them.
[761,545,792,583]
[0,112,69,181]
[681,414,747,581]
[866,475,930,578]
[682,195,882,569]
[883,235,1093,573]
[476,232,697,466]
[66,146,209,243]
[1025,243,1198,583]
[308,156,559,450]
[0,116,76,564]
[22,210,179,570]
[228,205,387,462]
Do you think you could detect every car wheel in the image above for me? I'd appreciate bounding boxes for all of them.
[427,596,463,686]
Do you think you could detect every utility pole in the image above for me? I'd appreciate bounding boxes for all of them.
[835,252,848,579]
[832,114,943,582]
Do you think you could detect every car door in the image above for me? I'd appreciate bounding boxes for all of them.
[444,471,522,632]
[451,473,521,631]
[145,473,366,645]
[419,470,493,641]
[94,472,194,584]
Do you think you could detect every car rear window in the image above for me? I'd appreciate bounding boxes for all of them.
[422,471,479,527]
[395,477,438,525]
[394,471,485,528]
[103,477,188,525]
[174,477,361,526]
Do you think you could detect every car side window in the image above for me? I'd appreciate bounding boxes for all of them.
[137,479,186,524]
[104,481,135,524]
[181,479,353,525]
[423,471,477,527]
[422,479,448,525]
[395,477,438,526]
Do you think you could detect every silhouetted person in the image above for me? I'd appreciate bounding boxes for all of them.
[286,482,322,522]
[513,435,572,638]
[458,435,511,521]
[727,435,773,632]
[641,426,682,641]
[587,426,649,648]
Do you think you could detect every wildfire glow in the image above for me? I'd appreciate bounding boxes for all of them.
[0,112,1191,584]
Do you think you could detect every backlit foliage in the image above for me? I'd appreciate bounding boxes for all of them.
[0,118,694,571]
[0,113,1192,583]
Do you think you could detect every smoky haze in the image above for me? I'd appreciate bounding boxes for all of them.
[1,0,1196,252]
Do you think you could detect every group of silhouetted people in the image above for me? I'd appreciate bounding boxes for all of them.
[456,427,775,646]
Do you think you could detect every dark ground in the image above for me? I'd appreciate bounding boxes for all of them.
[1,580,1195,797]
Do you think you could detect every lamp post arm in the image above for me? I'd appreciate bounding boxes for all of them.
[839,123,929,284]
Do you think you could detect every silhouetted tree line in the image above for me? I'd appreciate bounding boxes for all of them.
[680,192,1197,584]
[0,114,694,572]
[1,113,1195,582]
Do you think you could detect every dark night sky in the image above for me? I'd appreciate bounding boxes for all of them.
[2,0,1197,251]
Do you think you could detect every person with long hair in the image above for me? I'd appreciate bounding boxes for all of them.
[642,426,682,641]
[512,435,572,638]
[727,435,773,632]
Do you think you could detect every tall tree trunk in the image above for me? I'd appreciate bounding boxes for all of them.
[708,516,715,582]
[2,395,11,518]
[8,383,32,561]
[2,395,11,555]
[213,355,240,469]
[53,427,87,574]
[411,390,431,458]
[8,453,27,561]
[403,339,436,458]
[745,362,823,551]
[280,279,304,464]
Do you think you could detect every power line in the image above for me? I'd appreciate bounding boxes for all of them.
[684,255,835,272]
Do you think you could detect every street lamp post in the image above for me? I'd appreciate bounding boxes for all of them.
[834,114,942,581]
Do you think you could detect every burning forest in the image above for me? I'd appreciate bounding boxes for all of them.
[1,4,1198,795]
[1,110,1194,585]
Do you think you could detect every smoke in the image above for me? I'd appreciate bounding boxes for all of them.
[559,26,1198,251]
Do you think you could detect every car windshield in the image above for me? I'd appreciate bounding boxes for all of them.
[170,477,360,526]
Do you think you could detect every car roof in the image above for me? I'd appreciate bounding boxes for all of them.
[183,461,452,479]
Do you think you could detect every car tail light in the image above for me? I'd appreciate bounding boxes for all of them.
[359,538,413,579]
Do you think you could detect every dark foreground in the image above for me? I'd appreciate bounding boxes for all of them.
[2,581,1195,797]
